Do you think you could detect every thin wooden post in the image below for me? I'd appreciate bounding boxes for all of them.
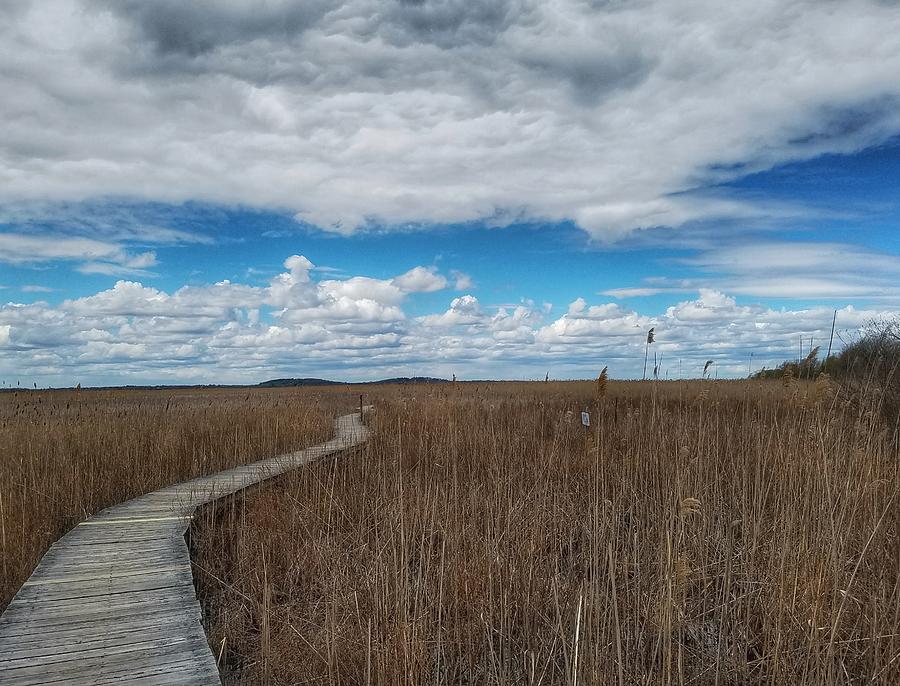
[825,309,837,372]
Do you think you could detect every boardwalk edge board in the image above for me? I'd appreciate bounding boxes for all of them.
[0,410,371,685]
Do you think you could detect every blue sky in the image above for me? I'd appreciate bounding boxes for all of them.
[1,1,899,385]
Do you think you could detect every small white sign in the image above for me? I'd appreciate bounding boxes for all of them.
[581,411,590,427]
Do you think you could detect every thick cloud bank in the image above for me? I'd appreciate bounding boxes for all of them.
[0,256,890,386]
[3,1,900,237]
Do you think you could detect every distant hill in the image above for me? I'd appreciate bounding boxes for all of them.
[258,376,448,387]
[257,378,344,387]
[375,377,448,385]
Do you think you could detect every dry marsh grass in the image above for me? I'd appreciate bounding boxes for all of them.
[0,386,352,611]
[192,381,899,685]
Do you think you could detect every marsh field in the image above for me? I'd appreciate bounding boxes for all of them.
[2,380,898,684]
[0,386,352,611]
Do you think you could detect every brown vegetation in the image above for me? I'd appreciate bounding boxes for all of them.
[0,386,349,611]
[192,381,900,684]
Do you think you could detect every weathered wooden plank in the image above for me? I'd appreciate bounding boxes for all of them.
[0,600,199,637]
[0,637,217,684]
[2,612,204,653]
[0,584,196,621]
[10,568,197,604]
[49,532,181,547]
[0,410,370,685]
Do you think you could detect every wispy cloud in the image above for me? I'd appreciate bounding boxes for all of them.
[0,232,158,276]
[0,233,127,265]
[451,270,474,290]
[606,241,900,301]
[602,287,675,298]
[0,200,215,245]
[680,242,900,277]
[76,253,158,277]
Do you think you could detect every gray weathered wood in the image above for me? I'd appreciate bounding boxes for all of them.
[0,410,370,685]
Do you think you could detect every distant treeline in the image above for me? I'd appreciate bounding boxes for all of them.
[1,377,451,392]
[257,376,448,388]
[755,318,899,431]
[752,318,900,382]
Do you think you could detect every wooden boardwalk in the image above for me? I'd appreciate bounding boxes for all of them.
[0,410,370,685]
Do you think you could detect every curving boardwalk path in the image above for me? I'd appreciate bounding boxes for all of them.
[0,410,370,685]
